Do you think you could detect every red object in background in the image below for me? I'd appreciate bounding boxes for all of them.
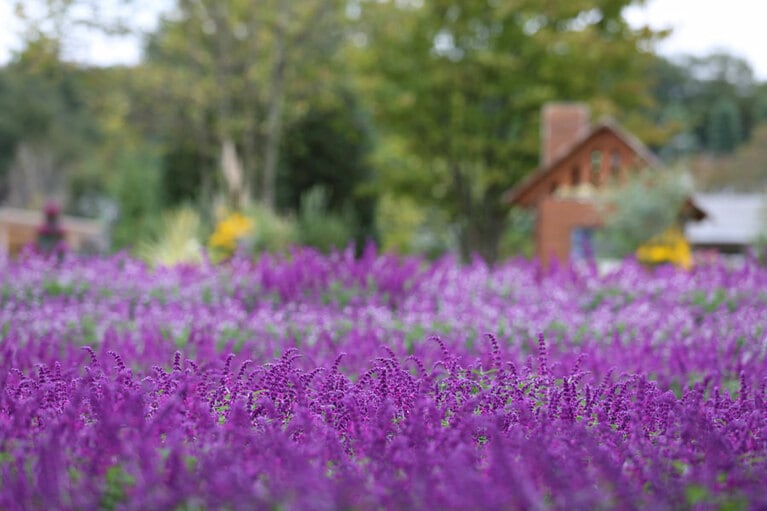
[36,200,67,255]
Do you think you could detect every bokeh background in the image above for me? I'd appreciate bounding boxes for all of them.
[0,0,765,264]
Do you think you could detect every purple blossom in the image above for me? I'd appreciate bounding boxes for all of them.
[0,250,766,509]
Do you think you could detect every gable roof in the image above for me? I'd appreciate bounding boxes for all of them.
[503,119,662,207]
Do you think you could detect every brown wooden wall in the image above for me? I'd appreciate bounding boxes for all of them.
[536,197,604,268]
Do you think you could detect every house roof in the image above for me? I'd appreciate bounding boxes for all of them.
[0,207,104,235]
[503,118,662,207]
[684,194,766,245]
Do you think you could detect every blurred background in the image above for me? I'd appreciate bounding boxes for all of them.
[0,0,765,265]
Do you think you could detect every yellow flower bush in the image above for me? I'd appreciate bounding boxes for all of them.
[636,227,692,270]
[208,212,253,253]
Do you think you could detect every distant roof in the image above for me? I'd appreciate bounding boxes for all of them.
[684,194,767,245]
[0,207,104,235]
[503,119,662,207]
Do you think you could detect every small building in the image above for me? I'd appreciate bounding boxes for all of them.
[504,103,703,267]
[685,194,767,253]
[0,206,106,259]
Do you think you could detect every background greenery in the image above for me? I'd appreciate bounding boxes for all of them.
[2,0,766,263]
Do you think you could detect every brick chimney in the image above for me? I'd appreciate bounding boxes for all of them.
[540,103,590,167]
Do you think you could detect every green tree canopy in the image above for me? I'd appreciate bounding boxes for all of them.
[351,0,663,262]
[279,90,376,242]
[707,96,743,155]
[649,52,759,158]
[0,36,97,206]
[143,0,348,211]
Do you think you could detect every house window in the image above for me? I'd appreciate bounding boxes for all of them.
[550,181,559,194]
[590,150,602,186]
[571,165,580,186]
[571,227,595,261]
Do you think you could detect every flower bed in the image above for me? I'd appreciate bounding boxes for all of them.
[2,247,766,510]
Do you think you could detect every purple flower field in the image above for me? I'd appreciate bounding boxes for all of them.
[2,246,767,510]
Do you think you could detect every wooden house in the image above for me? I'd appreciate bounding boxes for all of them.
[503,103,703,267]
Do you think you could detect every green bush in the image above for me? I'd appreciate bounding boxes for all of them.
[297,186,355,253]
[498,207,536,260]
[595,167,692,258]
[110,147,164,249]
[240,204,299,255]
[375,193,457,258]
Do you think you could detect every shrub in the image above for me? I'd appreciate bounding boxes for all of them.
[136,205,204,266]
[297,186,355,253]
[596,167,693,260]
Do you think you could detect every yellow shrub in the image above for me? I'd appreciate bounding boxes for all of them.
[636,227,692,270]
[208,212,253,252]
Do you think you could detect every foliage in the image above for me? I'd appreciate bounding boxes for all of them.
[144,0,348,209]
[5,1,767,259]
[691,122,767,191]
[242,204,299,254]
[707,96,743,155]
[160,142,212,206]
[649,52,760,159]
[596,167,692,258]
[208,212,253,255]
[108,146,164,250]
[376,193,425,254]
[136,206,204,267]
[498,207,536,260]
[296,186,355,253]
[376,194,452,257]
[3,251,767,509]
[635,226,692,269]
[208,204,301,260]
[279,92,376,243]
[352,0,663,262]
[376,193,457,258]
[0,36,97,205]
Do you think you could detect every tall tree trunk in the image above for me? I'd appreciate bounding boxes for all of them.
[211,2,238,206]
[8,142,61,208]
[449,162,476,263]
[451,164,506,264]
[242,6,264,204]
[459,211,505,264]
[261,2,289,211]
[221,139,247,210]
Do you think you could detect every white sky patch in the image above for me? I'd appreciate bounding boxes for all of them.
[0,0,171,66]
[67,29,144,67]
[0,2,23,61]
[624,0,766,80]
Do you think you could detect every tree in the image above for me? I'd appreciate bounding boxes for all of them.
[648,52,759,159]
[144,0,347,211]
[692,123,767,191]
[707,97,743,155]
[0,36,97,207]
[351,0,663,262]
[278,90,376,242]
